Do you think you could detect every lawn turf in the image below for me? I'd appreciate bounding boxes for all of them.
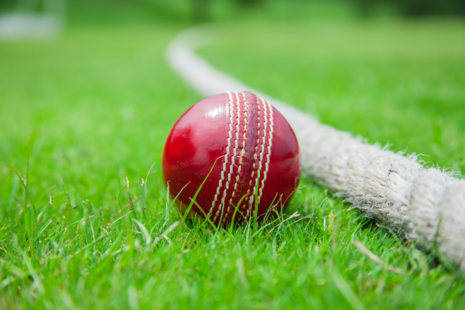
[1,14,465,310]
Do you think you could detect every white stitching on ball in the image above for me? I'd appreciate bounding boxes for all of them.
[258,98,274,205]
[211,91,234,219]
[228,92,248,213]
[217,92,241,222]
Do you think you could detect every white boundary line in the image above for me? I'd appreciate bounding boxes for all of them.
[0,0,65,40]
[166,26,465,271]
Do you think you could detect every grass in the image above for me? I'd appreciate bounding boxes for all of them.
[1,5,465,310]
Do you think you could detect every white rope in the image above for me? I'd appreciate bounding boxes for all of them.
[166,26,465,271]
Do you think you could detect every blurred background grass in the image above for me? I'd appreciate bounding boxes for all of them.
[1,0,465,24]
[1,0,464,309]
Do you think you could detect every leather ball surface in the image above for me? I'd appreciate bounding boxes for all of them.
[162,91,301,224]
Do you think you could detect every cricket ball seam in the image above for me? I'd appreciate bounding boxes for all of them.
[215,91,241,222]
[228,92,243,213]
[228,92,248,213]
[237,92,254,216]
[259,98,274,205]
[247,96,259,215]
[246,95,274,216]
[210,91,234,219]
[210,92,275,221]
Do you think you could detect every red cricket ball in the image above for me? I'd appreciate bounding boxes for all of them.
[162,91,301,224]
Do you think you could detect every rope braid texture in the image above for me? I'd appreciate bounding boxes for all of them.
[166,27,465,271]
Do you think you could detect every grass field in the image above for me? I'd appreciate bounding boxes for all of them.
[1,2,465,309]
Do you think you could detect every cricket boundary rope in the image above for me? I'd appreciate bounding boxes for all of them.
[166,26,465,271]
